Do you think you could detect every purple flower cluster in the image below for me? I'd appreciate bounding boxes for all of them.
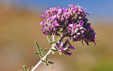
[40,4,96,55]
[40,5,87,35]
[68,19,96,45]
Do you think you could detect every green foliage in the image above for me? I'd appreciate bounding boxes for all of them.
[49,38,60,44]
[18,65,31,71]
[20,36,60,71]
[51,48,58,51]
[35,41,42,58]
[59,28,63,32]
[23,65,30,71]
[47,35,51,43]
[47,35,60,45]
[43,48,48,55]
[35,41,54,68]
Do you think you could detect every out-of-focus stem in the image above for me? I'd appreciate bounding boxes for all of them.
[31,34,55,71]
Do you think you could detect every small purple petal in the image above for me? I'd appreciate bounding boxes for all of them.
[48,27,52,30]
[67,27,71,32]
[62,8,67,12]
[65,20,68,23]
[68,45,75,50]
[68,4,72,7]
[57,6,60,9]
[59,47,63,51]
[92,40,96,45]
[43,32,48,35]
[66,14,71,19]
[74,36,77,39]
[39,15,43,17]
[94,41,96,45]
[50,15,56,20]
[66,39,69,44]
[69,24,73,27]
[79,20,83,26]
[68,4,75,7]
[40,28,45,31]
[94,34,97,38]
[77,32,80,36]
[77,12,80,15]
[53,23,60,27]
[66,51,72,56]
[60,42,64,47]
[45,9,50,13]
[87,23,91,27]
[58,9,62,14]
[63,40,69,47]
[40,21,44,25]
[72,30,75,34]
[61,18,64,21]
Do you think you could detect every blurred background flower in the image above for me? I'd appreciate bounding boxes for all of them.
[0,0,113,71]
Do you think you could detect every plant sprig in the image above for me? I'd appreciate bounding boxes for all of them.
[34,41,54,68]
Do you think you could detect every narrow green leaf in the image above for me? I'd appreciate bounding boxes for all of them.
[49,38,60,44]
[27,69,30,71]
[23,65,27,71]
[34,52,39,54]
[51,48,58,51]
[40,48,43,57]
[46,55,48,61]
[55,32,60,36]
[47,35,51,43]
[48,64,53,68]
[42,60,53,68]
[52,51,55,55]
[31,66,34,69]
[54,46,58,49]
[35,41,42,58]
[59,28,63,32]
[42,61,48,66]
[48,60,54,64]
[45,62,49,66]
[59,51,62,55]
[43,62,53,68]
[41,60,46,62]
[69,42,71,46]
[35,41,41,53]
[43,48,47,55]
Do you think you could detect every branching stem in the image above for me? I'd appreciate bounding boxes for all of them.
[31,34,55,71]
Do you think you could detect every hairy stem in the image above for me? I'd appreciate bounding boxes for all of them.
[31,34,55,71]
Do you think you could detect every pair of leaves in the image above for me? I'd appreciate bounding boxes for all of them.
[34,41,47,58]
[41,55,54,68]
[18,65,33,71]
[23,65,30,71]
[47,35,60,45]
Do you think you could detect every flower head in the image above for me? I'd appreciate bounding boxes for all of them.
[40,4,96,45]
[40,5,88,35]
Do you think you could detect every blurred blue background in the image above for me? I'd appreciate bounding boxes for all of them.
[0,0,113,24]
[0,0,113,71]
[0,0,113,17]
